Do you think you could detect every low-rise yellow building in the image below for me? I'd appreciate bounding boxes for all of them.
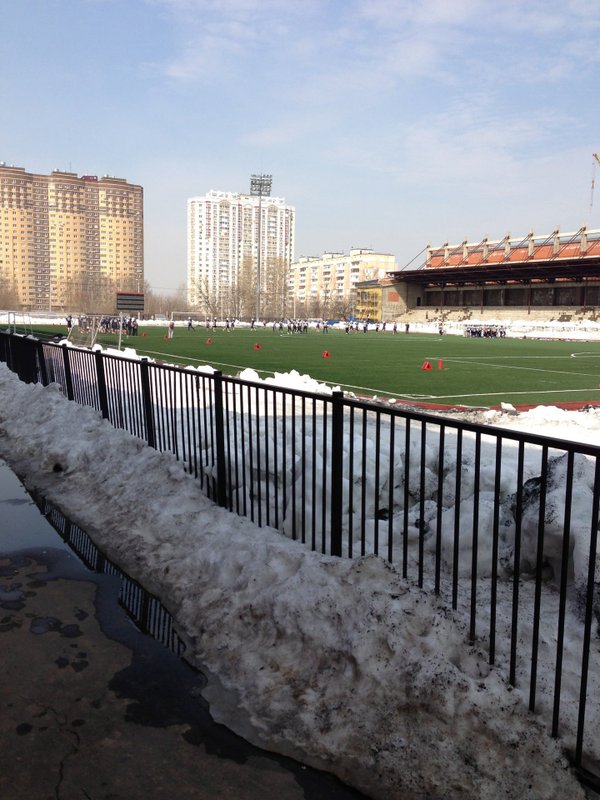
[289,248,395,317]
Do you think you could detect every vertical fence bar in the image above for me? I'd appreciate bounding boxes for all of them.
[94,349,109,419]
[321,399,328,554]
[281,393,288,533]
[403,419,411,578]
[509,441,525,686]
[62,345,75,401]
[232,382,240,514]
[575,456,600,767]
[189,374,199,479]
[489,436,502,665]
[361,408,368,557]
[452,429,463,610]
[36,340,48,386]
[434,424,445,595]
[183,372,193,474]
[255,385,262,528]
[552,449,574,737]
[418,420,426,587]
[139,358,156,449]
[469,432,481,642]
[247,384,255,522]
[330,391,344,558]
[311,400,318,551]
[264,388,270,527]
[158,366,170,453]
[348,407,355,558]
[212,371,228,509]
[272,390,279,528]
[239,382,248,517]
[387,416,395,564]
[224,379,233,512]
[291,396,297,540]
[373,412,382,556]
[529,445,548,710]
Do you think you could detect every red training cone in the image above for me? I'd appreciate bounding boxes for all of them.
[421,361,432,371]
[254,343,262,350]
[322,350,330,359]
[438,359,443,370]
[206,338,213,345]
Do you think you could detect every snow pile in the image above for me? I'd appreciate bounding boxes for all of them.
[239,367,340,394]
[0,362,592,799]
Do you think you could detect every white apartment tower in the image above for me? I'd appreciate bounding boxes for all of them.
[187,189,295,318]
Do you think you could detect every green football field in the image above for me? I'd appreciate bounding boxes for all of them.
[32,324,600,408]
[108,325,600,409]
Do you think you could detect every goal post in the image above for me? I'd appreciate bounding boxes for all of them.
[171,311,214,328]
[69,314,102,348]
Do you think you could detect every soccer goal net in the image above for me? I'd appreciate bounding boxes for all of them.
[68,314,102,348]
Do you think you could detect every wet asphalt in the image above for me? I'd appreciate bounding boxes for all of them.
[0,460,368,800]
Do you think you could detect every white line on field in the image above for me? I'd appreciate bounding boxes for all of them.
[436,358,599,378]
[417,387,600,401]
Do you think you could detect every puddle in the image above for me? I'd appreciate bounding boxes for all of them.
[0,458,367,800]
[0,458,185,656]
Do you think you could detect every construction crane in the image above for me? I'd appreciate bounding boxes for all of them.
[590,153,600,213]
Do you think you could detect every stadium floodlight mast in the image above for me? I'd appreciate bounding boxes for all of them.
[250,174,272,322]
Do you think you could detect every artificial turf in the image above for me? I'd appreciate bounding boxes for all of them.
[26,323,600,408]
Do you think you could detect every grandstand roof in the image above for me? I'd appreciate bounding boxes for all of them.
[388,227,600,287]
[388,256,600,287]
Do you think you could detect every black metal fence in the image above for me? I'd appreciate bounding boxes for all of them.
[1,330,599,791]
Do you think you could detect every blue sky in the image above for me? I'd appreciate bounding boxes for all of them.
[2,0,600,292]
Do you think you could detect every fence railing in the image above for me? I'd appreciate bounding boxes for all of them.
[1,330,599,792]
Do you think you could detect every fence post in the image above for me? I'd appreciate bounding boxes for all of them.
[212,371,228,508]
[94,349,110,420]
[61,345,74,400]
[36,340,48,386]
[24,338,38,384]
[330,391,344,557]
[0,331,8,366]
[139,358,156,449]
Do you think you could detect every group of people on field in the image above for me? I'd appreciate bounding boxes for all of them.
[464,324,506,338]
[66,315,139,335]
[99,316,139,335]
[168,317,416,337]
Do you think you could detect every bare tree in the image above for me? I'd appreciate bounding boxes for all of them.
[143,281,188,318]
[263,256,290,320]
[66,273,117,313]
[309,295,329,321]
[0,273,20,309]
[170,282,189,312]
[237,256,256,320]
[330,293,356,321]
[188,275,219,318]
[226,276,243,320]
[291,297,308,319]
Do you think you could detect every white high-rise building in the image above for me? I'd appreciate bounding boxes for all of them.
[187,189,295,318]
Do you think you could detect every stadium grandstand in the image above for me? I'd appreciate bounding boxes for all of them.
[357,227,600,325]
